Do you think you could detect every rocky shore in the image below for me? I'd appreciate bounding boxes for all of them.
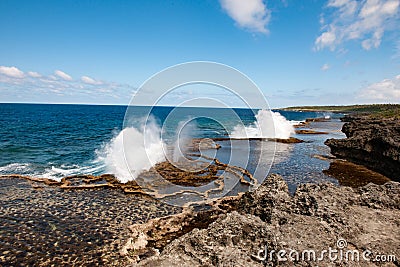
[325,116,400,182]
[121,114,399,266]
[0,176,182,266]
[2,114,399,266]
[2,173,398,266]
[124,174,399,266]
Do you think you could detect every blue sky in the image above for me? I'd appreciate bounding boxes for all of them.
[0,0,399,108]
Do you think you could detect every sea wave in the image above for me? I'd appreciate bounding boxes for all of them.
[41,164,105,181]
[230,110,295,139]
[0,161,106,182]
[101,117,166,183]
[0,163,33,174]
[0,111,302,183]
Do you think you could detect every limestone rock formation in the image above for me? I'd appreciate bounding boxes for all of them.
[325,116,400,181]
[128,174,400,266]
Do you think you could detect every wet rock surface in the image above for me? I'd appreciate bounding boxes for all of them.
[135,174,400,266]
[0,156,256,266]
[268,137,305,144]
[295,129,328,135]
[1,117,398,266]
[323,159,391,187]
[325,116,400,181]
[212,137,305,143]
[0,177,181,266]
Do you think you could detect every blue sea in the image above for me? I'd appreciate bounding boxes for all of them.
[0,103,345,191]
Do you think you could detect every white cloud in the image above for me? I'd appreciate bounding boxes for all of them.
[321,63,330,71]
[81,75,102,85]
[315,29,337,50]
[359,74,400,101]
[0,66,137,104]
[0,66,24,78]
[220,0,271,34]
[315,0,400,51]
[27,71,41,78]
[54,70,73,81]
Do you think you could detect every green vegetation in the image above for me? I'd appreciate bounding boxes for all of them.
[282,104,400,119]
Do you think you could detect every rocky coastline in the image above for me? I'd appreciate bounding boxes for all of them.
[325,116,400,182]
[2,113,400,266]
[123,174,400,266]
[121,114,400,266]
[2,172,398,266]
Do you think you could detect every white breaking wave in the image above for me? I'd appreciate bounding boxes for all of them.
[231,110,295,139]
[0,162,104,181]
[40,163,105,181]
[103,119,166,183]
[0,163,32,174]
[1,111,297,182]
[1,119,166,183]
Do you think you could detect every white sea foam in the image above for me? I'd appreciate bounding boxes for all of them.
[103,119,166,183]
[0,162,104,181]
[1,111,297,182]
[0,163,32,174]
[40,163,105,181]
[231,110,295,139]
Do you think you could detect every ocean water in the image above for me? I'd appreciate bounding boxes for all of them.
[0,103,343,190]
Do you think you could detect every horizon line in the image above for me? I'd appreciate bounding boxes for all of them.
[1,101,396,110]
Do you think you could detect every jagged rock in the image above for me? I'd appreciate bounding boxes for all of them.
[133,212,270,267]
[133,174,400,266]
[325,117,400,181]
[236,173,292,223]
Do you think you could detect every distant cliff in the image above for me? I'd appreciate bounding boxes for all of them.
[325,116,400,182]
[282,104,400,117]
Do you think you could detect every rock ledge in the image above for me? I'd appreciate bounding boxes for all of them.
[125,174,400,266]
